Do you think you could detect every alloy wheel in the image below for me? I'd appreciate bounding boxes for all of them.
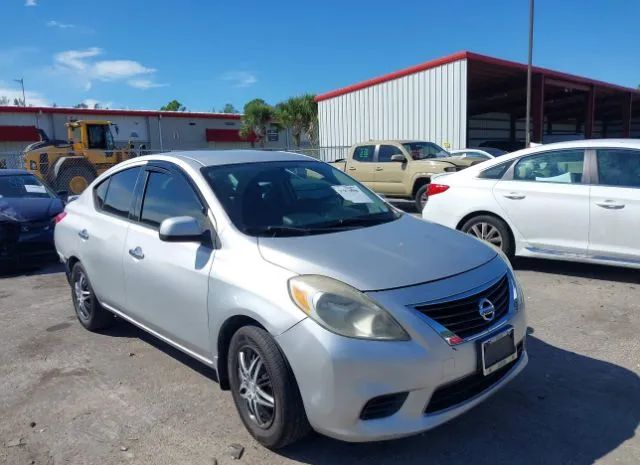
[467,222,503,248]
[74,272,92,320]
[237,346,275,428]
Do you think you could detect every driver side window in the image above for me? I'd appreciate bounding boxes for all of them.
[378,145,403,163]
[140,171,206,228]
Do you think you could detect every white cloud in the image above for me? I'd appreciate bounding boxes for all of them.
[221,71,257,88]
[52,47,164,90]
[47,20,75,29]
[127,79,166,89]
[25,0,37,6]
[0,83,48,106]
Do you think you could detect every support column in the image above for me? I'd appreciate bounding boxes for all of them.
[584,86,595,139]
[531,74,545,143]
[622,92,632,138]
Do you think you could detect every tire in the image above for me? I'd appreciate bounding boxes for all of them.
[461,214,514,258]
[414,184,429,212]
[228,326,310,449]
[56,165,96,195]
[70,262,114,331]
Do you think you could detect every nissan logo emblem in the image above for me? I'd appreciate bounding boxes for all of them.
[478,297,496,322]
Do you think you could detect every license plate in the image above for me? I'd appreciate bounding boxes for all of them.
[480,327,517,376]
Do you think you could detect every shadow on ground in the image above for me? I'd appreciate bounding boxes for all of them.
[277,336,640,465]
[0,260,64,278]
[513,257,640,284]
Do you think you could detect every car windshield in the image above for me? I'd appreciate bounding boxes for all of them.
[0,174,54,199]
[202,160,400,237]
[402,142,450,160]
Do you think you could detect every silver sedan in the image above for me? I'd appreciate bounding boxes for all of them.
[54,150,527,448]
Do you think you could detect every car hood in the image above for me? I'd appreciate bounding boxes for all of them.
[258,214,497,291]
[0,197,63,222]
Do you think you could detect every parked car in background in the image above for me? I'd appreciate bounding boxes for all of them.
[55,150,527,448]
[331,140,474,210]
[0,169,65,271]
[449,148,496,162]
[422,139,640,268]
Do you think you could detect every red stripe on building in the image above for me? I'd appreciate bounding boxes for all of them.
[0,125,40,142]
[0,106,242,120]
[206,128,256,143]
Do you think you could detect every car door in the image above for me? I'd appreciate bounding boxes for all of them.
[81,166,142,310]
[123,165,215,358]
[346,145,377,186]
[588,148,640,264]
[493,149,590,256]
[373,144,408,195]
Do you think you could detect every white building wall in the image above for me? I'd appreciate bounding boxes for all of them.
[318,59,468,157]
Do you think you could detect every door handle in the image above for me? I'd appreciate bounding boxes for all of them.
[78,229,89,240]
[348,167,357,171]
[595,200,625,210]
[128,246,145,260]
[375,167,383,171]
[503,192,526,200]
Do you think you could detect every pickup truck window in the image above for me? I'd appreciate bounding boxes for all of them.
[402,142,450,160]
[378,145,404,162]
[353,145,375,162]
[202,160,400,237]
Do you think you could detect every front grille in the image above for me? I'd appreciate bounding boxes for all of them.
[415,275,510,339]
[360,392,408,420]
[425,341,524,414]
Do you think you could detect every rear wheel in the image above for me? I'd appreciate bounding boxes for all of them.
[70,263,113,331]
[228,326,310,449]
[414,184,429,212]
[461,214,514,257]
[56,165,96,195]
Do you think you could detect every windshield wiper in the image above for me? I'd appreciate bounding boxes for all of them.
[246,225,316,237]
[311,214,397,230]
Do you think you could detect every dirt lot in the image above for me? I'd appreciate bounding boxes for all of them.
[1,258,639,465]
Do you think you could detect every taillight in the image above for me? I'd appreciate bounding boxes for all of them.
[54,211,67,224]
[427,184,450,196]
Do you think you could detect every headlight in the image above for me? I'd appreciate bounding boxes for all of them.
[288,275,410,341]
[513,276,525,313]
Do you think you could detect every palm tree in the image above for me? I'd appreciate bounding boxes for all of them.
[240,99,275,147]
[275,94,318,148]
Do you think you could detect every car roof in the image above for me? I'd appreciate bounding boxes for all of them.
[133,150,315,168]
[0,169,31,176]
[352,140,441,146]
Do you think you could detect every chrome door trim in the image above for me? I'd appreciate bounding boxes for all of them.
[101,302,215,367]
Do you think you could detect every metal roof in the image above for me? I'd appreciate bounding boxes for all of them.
[315,51,640,102]
[0,105,242,120]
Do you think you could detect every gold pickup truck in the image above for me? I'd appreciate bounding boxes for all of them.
[330,140,478,210]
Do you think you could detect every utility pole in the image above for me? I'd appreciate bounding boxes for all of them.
[13,78,26,106]
[525,0,534,147]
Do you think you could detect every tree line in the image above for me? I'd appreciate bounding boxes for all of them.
[158,95,318,147]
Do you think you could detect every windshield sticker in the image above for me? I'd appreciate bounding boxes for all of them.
[331,185,373,204]
[24,184,46,194]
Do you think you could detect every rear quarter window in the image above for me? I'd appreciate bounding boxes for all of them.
[478,161,513,179]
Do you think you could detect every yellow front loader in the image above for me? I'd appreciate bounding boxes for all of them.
[24,120,135,194]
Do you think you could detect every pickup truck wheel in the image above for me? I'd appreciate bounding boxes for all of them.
[228,326,310,449]
[461,215,514,257]
[414,184,429,212]
[70,263,114,331]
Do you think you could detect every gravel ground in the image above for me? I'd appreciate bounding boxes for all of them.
[0,258,638,465]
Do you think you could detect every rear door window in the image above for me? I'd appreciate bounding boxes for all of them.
[596,149,640,188]
[140,171,205,228]
[101,167,141,218]
[353,145,375,162]
[513,150,585,184]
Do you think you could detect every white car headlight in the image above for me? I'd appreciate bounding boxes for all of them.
[288,275,410,341]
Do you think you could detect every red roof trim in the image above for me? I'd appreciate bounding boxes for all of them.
[315,50,640,102]
[205,128,256,143]
[0,125,40,142]
[0,106,242,120]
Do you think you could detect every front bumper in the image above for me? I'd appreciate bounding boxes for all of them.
[276,258,528,442]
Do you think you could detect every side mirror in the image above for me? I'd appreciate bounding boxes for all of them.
[390,154,406,162]
[57,190,69,202]
[159,216,205,242]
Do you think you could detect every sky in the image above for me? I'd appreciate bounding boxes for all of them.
[1,0,639,112]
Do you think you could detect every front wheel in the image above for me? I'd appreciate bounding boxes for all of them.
[414,184,429,212]
[228,326,310,449]
[460,214,514,257]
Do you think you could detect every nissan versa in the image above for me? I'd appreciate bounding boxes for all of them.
[54,150,528,448]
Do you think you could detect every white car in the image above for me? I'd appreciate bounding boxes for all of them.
[449,149,496,161]
[422,139,640,269]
